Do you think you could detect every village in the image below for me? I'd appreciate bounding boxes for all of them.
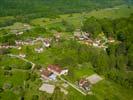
[39,64,103,95]
[0,21,120,97]
[0,24,108,96]
[0,25,111,96]
[74,29,115,50]
[0,2,132,100]
[0,25,116,52]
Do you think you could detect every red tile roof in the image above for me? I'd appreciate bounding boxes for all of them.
[41,69,53,77]
[48,65,62,74]
[79,79,89,86]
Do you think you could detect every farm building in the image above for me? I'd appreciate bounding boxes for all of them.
[47,65,68,75]
[40,69,57,80]
[79,79,91,91]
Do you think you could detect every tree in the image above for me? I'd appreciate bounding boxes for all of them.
[22,62,32,70]
[25,72,31,81]
[127,45,133,70]
[61,20,75,32]
[0,48,10,55]
[30,73,37,81]
[99,18,114,37]
[65,23,75,32]
[116,55,126,70]
[94,52,109,74]
[117,32,126,42]
[0,88,3,93]
[4,66,12,70]
[32,95,39,100]
[82,17,102,38]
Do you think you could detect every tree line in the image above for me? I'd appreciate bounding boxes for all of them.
[81,14,133,88]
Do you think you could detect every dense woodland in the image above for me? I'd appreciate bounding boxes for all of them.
[81,14,133,89]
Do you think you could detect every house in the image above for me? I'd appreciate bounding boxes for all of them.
[34,48,43,53]
[79,79,91,91]
[93,42,99,47]
[81,32,90,40]
[85,39,93,46]
[16,32,24,35]
[108,37,115,43]
[40,69,57,80]
[19,53,26,58]
[74,29,90,41]
[43,39,51,48]
[54,32,61,42]
[92,39,101,47]
[74,31,81,39]
[17,47,22,50]
[47,65,68,75]
[15,40,22,45]
[40,65,68,80]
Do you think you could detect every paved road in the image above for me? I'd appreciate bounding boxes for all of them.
[59,76,87,95]
[8,54,35,70]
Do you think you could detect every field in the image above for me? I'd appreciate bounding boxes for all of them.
[31,5,133,28]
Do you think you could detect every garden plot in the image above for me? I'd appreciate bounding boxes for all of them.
[39,83,55,94]
[86,74,103,84]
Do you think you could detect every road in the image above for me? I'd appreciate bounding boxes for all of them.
[8,54,87,95]
[59,76,87,95]
[8,54,35,70]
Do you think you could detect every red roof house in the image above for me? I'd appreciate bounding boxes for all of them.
[47,65,62,75]
[79,79,91,91]
[47,65,68,75]
[40,69,53,79]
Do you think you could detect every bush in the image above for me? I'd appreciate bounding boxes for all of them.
[3,83,13,90]
[32,95,39,100]
[30,73,37,81]
[0,88,4,93]
[4,71,12,76]
[4,66,12,70]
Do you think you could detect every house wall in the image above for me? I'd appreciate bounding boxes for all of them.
[61,70,68,75]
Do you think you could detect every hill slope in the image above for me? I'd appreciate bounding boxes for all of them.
[0,0,132,18]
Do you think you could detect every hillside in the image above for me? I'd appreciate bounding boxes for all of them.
[0,0,132,18]
[0,1,133,100]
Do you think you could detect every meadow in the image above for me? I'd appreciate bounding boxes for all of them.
[31,5,133,28]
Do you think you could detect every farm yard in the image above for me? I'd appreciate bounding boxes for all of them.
[0,3,133,100]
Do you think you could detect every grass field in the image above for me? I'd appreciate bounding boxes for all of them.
[65,79,133,100]
[31,5,133,28]
[92,80,133,100]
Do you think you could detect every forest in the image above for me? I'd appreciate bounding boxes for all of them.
[81,14,133,88]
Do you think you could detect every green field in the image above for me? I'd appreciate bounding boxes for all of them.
[31,5,133,28]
